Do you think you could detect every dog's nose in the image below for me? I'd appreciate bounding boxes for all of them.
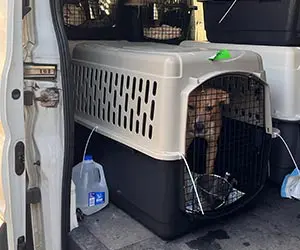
[195,121,205,133]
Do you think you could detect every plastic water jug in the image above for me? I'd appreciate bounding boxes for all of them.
[72,155,109,216]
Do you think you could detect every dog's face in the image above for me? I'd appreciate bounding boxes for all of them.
[187,88,229,138]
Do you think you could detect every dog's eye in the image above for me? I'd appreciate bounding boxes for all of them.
[205,106,213,112]
[188,105,195,110]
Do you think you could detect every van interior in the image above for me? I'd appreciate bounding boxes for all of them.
[20,1,300,250]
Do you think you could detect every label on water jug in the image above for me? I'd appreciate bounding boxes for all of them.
[88,192,105,207]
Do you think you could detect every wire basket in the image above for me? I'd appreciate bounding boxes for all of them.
[185,173,234,214]
[197,174,233,210]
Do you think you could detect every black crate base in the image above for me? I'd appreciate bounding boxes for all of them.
[74,122,270,239]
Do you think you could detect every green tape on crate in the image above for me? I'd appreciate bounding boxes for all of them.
[209,49,232,61]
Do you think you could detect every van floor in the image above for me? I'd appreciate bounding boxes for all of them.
[69,181,300,250]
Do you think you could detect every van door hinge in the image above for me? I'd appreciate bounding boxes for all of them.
[24,88,60,108]
[17,236,26,250]
[22,0,31,18]
[35,87,60,108]
[24,90,34,106]
[24,63,57,80]
[27,187,41,204]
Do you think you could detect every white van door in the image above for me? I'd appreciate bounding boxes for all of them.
[0,0,26,249]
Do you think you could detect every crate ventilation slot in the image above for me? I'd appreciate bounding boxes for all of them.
[73,64,157,140]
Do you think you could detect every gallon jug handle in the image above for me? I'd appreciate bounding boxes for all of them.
[95,164,106,185]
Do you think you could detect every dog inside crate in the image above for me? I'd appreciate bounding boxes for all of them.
[184,74,266,214]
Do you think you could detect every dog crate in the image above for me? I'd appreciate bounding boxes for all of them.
[201,0,300,46]
[71,41,273,239]
[63,0,120,40]
[181,41,300,184]
[118,0,196,44]
[63,0,194,43]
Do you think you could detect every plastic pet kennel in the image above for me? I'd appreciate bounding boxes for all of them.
[181,40,300,185]
[71,41,273,239]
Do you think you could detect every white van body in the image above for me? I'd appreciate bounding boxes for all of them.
[0,0,26,249]
[0,0,71,249]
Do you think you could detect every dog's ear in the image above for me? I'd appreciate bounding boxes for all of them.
[217,90,230,104]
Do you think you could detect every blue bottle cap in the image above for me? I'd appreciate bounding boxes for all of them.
[84,155,93,161]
